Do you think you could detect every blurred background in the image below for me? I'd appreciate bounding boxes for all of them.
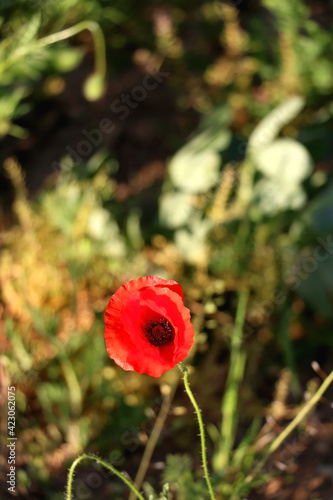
[1,0,333,499]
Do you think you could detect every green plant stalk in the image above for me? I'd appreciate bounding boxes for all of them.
[66,453,145,500]
[214,289,249,471]
[60,355,83,417]
[237,158,256,210]
[41,331,83,417]
[178,363,216,500]
[233,369,333,497]
[0,20,106,77]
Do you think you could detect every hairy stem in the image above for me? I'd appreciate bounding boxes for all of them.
[66,453,145,500]
[179,364,216,500]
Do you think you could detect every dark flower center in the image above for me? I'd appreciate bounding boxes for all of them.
[144,318,174,346]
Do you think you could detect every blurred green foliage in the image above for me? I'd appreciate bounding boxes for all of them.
[1,0,333,499]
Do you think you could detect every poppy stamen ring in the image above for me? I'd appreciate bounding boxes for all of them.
[144,318,174,346]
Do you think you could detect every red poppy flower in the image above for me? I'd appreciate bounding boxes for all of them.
[104,276,194,377]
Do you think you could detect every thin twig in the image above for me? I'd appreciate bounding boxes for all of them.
[128,379,179,500]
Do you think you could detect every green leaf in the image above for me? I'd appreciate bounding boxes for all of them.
[162,454,193,484]
[312,59,333,91]
[0,87,27,121]
[17,13,41,45]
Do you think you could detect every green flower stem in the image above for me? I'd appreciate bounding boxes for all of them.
[66,453,145,500]
[179,364,216,500]
[237,157,256,209]
[0,20,106,77]
[215,288,249,470]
